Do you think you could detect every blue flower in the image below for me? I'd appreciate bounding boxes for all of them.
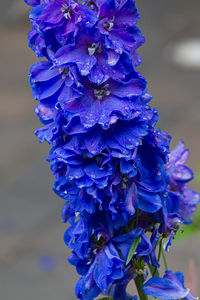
[167,140,194,184]
[24,0,40,6]
[28,25,49,58]
[149,227,160,267]
[55,76,147,129]
[50,135,170,220]
[28,0,98,58]
[53,28,135,83]
[143,271,197,300]
[67,220,125,298]
[29,61,80,123]
[111,284,137,300]
[25,0,200,299]
[166,141,200,224]
[75,276,101,300]
[61,201,75,224]
[97,0,143,57]
[113,228,152,261]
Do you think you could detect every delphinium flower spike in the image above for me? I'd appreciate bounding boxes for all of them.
[25,0,200,299]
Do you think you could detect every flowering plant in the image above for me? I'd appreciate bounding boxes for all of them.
[25,0,200,299]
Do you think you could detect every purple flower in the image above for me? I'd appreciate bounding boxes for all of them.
[49,132,169,221]
[59,76,147,129]
[29,59,148,130]
[75,276,101,300]
[25,0,40,6]
[113,228,152,261]
[65,214,124,298]
[29,0,98,50]
[149,227,160,267]
[53,28,131,82]
[25,0,200,299]
[52,149,115,191]
[29,61,80,123]
[97,0,143,58]
[167,141,200,223]
[167,140,193,184]
[111,284,137,300]
[143,271,195,300]
[86,243,124,292]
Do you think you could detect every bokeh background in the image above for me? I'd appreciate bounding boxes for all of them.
[0,0,200,299]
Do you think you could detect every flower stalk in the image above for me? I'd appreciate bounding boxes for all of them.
[25,0,200,299]
[135,275,148,300]
[161,243,169,271]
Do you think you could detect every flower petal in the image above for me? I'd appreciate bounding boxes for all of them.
[143,271,190,300]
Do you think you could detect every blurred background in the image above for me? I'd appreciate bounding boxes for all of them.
[0,0,200,299]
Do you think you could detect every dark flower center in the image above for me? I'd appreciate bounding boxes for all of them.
[94,84,110,100]
[61,5,72,19]
[96,155,103,165]
[87,1,98,13]
[88,42,101,56]
[121,174,129,189]
[103,19,114,31]
[94,235,106,248]
[59,67,70,79]
[91,229,110,251]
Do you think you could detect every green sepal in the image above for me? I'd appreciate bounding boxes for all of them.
[148,264,160,277]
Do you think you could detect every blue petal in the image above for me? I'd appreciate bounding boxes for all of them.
[143,271,190,299]
[173,165,193,183]
[138,188,162,213]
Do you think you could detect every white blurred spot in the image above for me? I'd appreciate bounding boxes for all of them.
[167,39,200,70]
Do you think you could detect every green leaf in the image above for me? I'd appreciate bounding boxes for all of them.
[126,236,140,265]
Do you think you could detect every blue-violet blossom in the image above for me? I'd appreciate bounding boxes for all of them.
[26,0,200,299]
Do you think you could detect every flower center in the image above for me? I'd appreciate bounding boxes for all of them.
[61,5,72,19]
[121,174,129,189]
[59,67,70,79]
[96,155,103,165]
[103,18,114,31]
[94,84,110,100]
[88,42,101,56]
[87,1,98,13]
[91,229,110,250]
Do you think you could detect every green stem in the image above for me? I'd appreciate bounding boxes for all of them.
[144,223,155,233]
[108,286,112,299]
[148,264,160,277]
[161,244,168,270]
[157,237,163,263]
[134,275,148,300]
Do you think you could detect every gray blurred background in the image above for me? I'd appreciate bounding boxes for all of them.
[0,0,200,299]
